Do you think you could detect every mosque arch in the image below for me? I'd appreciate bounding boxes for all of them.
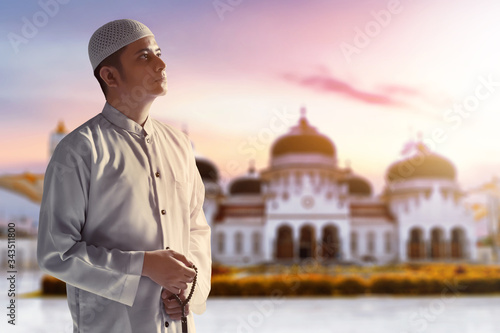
[450,227,466,259]
[299,224,316,259]
[321,224,340,259]
[276,224,294,259]
[408,227,425,260]
[430,227,445,259]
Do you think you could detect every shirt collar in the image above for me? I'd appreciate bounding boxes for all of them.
[101,102,155,136]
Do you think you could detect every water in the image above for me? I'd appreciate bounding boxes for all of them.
[1,272,500,332]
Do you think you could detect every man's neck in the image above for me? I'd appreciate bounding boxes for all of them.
[107,96,154,127]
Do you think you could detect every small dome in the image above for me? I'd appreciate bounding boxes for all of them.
[341,175,372,196]
[271,107,335,158]
[386,144,456,182]
[229,178,262,195]
[195,157,219,182]
[55,120,67,134]
[229,164,262,195]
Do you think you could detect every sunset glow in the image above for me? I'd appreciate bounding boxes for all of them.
[1,0,500,194]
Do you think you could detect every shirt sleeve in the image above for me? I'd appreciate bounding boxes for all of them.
[186,144,212,315]
[37,139,145,307]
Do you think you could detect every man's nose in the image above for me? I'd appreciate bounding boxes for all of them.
[155,56,166,72]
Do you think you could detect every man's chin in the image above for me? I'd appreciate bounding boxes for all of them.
[152,88,167,97]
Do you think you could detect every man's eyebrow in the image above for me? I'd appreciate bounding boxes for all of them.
[134,47,161,55]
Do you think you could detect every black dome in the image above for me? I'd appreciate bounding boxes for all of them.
[271,112,335,158]
[342,176,372,196]
[196,158,219,182]
[386,149,456,182]
[229,178,262,195]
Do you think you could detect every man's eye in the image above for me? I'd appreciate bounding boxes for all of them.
[141,54,148,59]
[156,53,162,57]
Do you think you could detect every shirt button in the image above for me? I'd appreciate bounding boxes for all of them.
[161,209,166,215]
[146,137,151,143]
[155,172,160,178]
[165,321,169,327]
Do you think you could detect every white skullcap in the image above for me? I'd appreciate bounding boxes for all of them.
[88,19,154,71]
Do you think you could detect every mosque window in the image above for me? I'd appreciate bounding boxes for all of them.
[217,232,226,254]
[282,192,289,201]
[252,232,261,255]
[384,231,392,253]
[350,231,358,255]
[367,231,375,253]
[235,232,243,254]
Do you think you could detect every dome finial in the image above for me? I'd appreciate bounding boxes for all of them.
[298,105,309,128]
[300,105,307,118]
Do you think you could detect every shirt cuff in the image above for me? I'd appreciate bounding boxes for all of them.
[119,251,145,307]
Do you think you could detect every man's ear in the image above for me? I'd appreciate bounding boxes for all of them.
[99,66,120,89]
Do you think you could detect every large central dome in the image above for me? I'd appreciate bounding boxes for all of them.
[271,108,335,159]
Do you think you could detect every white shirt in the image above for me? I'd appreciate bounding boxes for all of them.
[37,102,211,333]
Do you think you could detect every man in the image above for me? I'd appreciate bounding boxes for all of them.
[37,19,211,332]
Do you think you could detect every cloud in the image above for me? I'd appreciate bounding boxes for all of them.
[283,72,404,107]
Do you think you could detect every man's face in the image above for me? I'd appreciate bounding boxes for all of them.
[116,36,167,99]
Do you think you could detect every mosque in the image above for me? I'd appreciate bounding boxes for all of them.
[198,108,478,265]
[0,109,480,269]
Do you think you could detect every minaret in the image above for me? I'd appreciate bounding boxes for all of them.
[49,120,67,157]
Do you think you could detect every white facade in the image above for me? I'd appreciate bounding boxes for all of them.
[206,113,478,266]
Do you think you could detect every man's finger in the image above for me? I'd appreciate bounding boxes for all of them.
[164,286,179,295]
[164,300,181,310]
[169,251,189,264]
[182,266,196,279]
[170,281,187,291]
[170,251,195,269]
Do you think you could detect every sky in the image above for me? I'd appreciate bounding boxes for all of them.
[1,0,500,195]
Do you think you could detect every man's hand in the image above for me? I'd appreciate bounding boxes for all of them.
[162,288,190,320]
[142,248,196,295]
